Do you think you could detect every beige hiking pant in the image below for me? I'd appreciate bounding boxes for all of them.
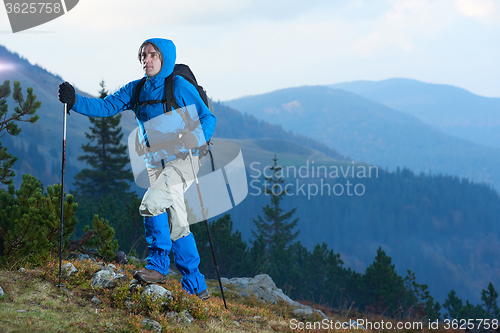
[139,156,199,241]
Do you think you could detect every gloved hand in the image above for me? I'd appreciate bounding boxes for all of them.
[58,82,76,112]
[178,132,198,149]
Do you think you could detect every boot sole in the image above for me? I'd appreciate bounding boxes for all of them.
[133,272,168,284]
[196,290,211,300]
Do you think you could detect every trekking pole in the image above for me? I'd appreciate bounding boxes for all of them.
[57,103,67,288]
[187,148,227,309]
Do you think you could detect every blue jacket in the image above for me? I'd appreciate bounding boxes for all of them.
[72,38,216,167]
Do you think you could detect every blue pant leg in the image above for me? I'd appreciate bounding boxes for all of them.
[144,212,171,275]
[172,232,207,294]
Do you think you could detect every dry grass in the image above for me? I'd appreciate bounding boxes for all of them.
[0,258,453,332]
[0,270,127,332]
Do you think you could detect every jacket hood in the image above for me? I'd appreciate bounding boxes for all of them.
[144,38,176,79]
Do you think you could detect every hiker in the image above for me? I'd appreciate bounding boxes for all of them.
[58,38,216,300]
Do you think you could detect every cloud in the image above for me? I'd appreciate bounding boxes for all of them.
[61,0,250,30]
[61,0,358,31]
[455,0,499,21]
[350,0,460,57]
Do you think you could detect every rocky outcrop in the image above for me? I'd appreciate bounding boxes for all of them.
[220,274,327,319]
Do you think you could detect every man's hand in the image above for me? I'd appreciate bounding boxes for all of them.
[178,132,198,149]
[58,82,76,112]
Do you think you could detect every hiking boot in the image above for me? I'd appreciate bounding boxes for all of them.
[133,268,168,284]
[196,288,210,300]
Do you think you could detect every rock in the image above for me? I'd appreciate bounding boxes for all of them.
[142,318,162,332]
[313,309,327,319]
[76,253,90,261]
[62,262,78,278]
[0,286,4,297]
[165,311,177,319]
[103,265,115,272]
[141,284,173,305]
[129,279,141,293]
[223,274,328,319]
[293,308,313,318]
[115,251,128,265]
[179,310,194,324]
[114,273,128,284]
[91,269,123,289]
[222,274,293,304]
[124,297,134,310]
[128,256,147,264]
[90,269,129,289]
[337,320,365,330]
[210,285,229,293]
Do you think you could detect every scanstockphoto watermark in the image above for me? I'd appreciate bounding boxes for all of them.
[249,160,379,199]
[3,0,79,33]
[289,318,424,331]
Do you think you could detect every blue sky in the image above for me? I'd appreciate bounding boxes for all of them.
[1,0,499,100]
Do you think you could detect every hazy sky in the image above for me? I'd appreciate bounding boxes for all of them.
[1,0,499,101]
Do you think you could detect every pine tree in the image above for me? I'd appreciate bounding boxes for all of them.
[248,235,269,276]
[481,282,500,318]
[73,80,133,200]
[252,154,299,248]
[362,247,406,314]
[443,290,463,319]
[0,174,77,264]
[83,214,119,262]
[251,154,299,287]
[0,80,40,186]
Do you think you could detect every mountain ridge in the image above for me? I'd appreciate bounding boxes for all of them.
[329,78,500,149]
[225,84,500,190]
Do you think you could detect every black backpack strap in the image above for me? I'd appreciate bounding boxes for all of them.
[164,71,196,133]
[133,77,147,117]
[164,72,180,112]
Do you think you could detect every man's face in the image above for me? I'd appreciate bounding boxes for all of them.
[141,43,162,77]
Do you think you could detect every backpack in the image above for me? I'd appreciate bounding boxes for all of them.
[133,64,214,161]
[133,63,214,121]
